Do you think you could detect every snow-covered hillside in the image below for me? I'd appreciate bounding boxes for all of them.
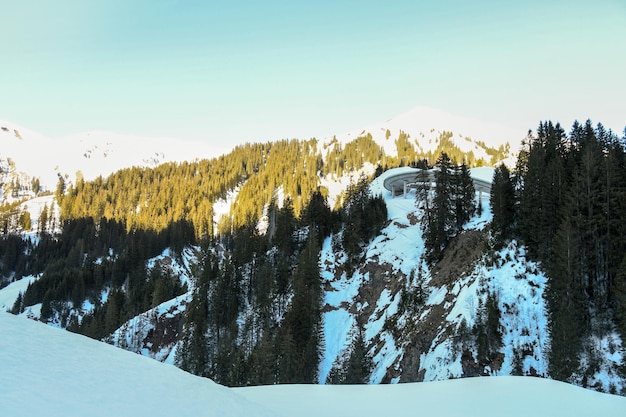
[317,167,624,391]
[0,311,275,417]
[3,109,623,397]
[0,120,220,194]
[106,247,199,363]
[2,311,625,417]
[332,106,525,160]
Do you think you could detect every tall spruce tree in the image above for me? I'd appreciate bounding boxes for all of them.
[424,152,457,263]
[490,163,516,242]
[282,232,322,383]
[343,325,371,384]
[547,215,586,381]
[454,160,475,229]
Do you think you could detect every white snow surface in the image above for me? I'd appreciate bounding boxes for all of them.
[237,375,626,417]
[331,106,525,156]
[0,312,275,417]
[0,120,222,190]
[0,275,38,311]
[2,311,626,417]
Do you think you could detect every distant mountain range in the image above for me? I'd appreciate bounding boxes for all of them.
[1,106,526,198]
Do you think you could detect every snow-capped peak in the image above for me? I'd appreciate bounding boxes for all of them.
[332,106,526,155]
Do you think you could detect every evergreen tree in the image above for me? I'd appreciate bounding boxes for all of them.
[454,160,475,229]
[301,189,333,241]
[343,325,371,384]
[547,216,585,381]
[490,163,516,242]
[424,152,456,263]
[38,203,49,235]
[282,233,322,383]
[176,265,210,377]
[474,293,502,365]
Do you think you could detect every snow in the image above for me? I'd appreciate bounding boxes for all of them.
[14,194,58,233]
[3,310,625,417]
[0,312,275,417]
[485,243,550,377]
[1,119,222,191]
[0,275,38,311]
[108,291,192,362]
[579,332,625,393]
[427,285,447,306]
[211,186,240,235]
[319,162,377,210]
[237,375,626,417]
[319,307,355,383]
[330,106,525,162]
[369,331,402,384]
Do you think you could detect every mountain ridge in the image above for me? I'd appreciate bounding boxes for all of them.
[2,106,520,196]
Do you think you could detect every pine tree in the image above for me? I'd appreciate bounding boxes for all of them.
[547,213,586,381]
[176,266,210,377]
[474,293,502,365]
[614,254,626,341]
[424,152,456,263]
[454,160,475,229]
[38,203,49,235]
[282,233,322,383]
[343,326,371,384]
[490,163,516,242]
[301,189,333,241]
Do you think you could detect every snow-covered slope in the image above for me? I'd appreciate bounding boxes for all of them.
[2,311,625,417]
[333,106,526,157]
[107,247,199,363]
[0,312,275,417]
[0,120,220,193]
[237,376,626,417]
[317,167,624,391]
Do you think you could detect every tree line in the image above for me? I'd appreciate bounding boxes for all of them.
[490,120,626,386]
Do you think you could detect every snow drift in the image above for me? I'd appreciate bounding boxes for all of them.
[2,311,625,417]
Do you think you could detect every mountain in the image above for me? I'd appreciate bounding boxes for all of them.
[2,311,625,417]
[334,105,525,153]
[3,164,624,392]
[1,111,624,399]
[1,106,522,202]
[323,106,523,170]
[0,120,220,199]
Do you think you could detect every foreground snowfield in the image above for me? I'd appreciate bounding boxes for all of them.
[0,312,274,417]
[2,312,625,417]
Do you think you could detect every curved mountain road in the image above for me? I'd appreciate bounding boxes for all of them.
[382,168,491,197]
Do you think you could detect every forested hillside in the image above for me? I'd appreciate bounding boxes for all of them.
[494,121,626,386]
[1,121,625,393]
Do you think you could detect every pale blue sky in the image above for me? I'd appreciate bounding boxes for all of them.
[2,0,625,146]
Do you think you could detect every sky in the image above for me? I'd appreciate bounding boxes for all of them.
[2,0,625,147]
